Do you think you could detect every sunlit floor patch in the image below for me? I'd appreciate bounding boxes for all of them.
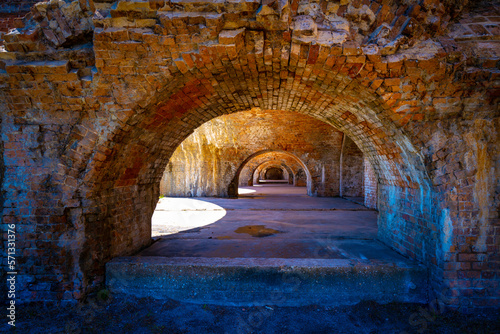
[152,197,226,237]
[238,188,256,194]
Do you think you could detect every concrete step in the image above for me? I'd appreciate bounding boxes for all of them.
[106,257,428,307]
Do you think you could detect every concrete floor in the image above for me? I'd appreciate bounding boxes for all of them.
[145,185,405,262]
[109,185,428,306]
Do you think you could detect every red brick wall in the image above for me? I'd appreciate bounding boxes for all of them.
[0,0,37,44]
[0,13,25,45]
[0,13,23,32]
[340,135,364,198]
[363,157,378,209]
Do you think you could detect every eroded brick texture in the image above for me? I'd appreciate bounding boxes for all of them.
[0,0,499,309]
[0,14,24,45]
[340,135,363,197]
[0,0,38,46]
[364,156,378,209]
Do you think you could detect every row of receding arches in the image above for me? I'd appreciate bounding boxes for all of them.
[158,110,377,207]
[237,151,309,188]
[161,145,377,202]
[51,31,440,301]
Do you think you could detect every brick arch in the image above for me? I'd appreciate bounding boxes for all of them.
[84,71,428,193]
[233,150,313,194]
[254,161,297,186]
[238,151,307,187]
[71,56,436,294]
[261,165,288,181]
[253,160,295,185]
[46,20,443,300]
[83,41,432,194]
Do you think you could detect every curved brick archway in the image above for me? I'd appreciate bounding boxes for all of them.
[3,42,441,303]
[238,151,309,187]
[73,62,435,300]
[233,150,313,195]
[262,166,288,181]
[252,160,295,185]
[253,161,297,186]
[158,108,345,197]
[1,0,498,309]
[263,166,286,180]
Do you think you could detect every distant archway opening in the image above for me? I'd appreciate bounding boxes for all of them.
[231,150,313,197]
[264,167,285,181]
[252,161,295,185]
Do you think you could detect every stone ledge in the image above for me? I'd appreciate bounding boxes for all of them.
[107,256,429,306]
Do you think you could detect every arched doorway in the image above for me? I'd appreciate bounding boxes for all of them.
[78,69,433,299]
[263,166,285,181]
[254,162,293,185]
[239,152,304,187]
[8,14,435,302]
[230,148,314,197]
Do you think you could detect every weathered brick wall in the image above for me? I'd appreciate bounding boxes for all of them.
[0,0,36,43]
[411,115,500,309]
[159,109,343,197]
[0,11,26,46]
[363,156,378,209]
[0,0,498,310]
[1,0,95,51]
[340,135,364,197]
[0,13,24,34]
